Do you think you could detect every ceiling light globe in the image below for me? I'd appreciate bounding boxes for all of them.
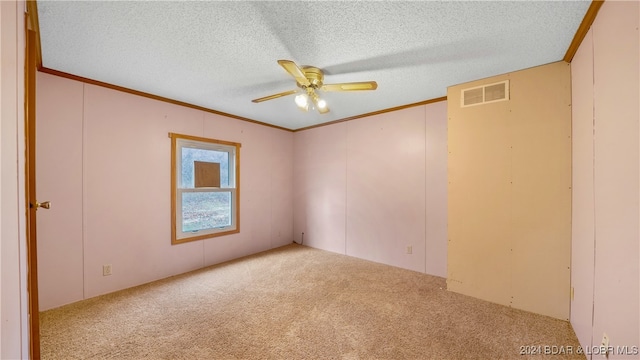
[317,99,327,109]
[295,94,308,108]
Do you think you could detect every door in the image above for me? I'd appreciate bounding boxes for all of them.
[25,2,42,358]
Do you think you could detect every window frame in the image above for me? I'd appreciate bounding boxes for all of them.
[169,132,241,244]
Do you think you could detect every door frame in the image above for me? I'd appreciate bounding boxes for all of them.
[25,1,41,358]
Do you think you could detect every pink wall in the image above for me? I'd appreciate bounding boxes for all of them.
[424,103,448,275]
[1,0,28,357]
[36,74,84,310]
[36,72,294,310]
[293,123,347,254]
[346,106,426,272]
[201,113,294,265]
[570,28,595,351]
[293,101,448,277]
[571,1,639,357]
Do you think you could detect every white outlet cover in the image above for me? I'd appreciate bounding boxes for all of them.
[103,264,112,276]
[601,333,610,357]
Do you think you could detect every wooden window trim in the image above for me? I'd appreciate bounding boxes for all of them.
[169,132,241,244]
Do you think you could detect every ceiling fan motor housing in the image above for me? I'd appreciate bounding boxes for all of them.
[300,66,324,88]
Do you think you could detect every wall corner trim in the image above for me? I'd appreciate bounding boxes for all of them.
[563,0,604,63]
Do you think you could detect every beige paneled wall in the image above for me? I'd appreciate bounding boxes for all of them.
[447,62,572,320]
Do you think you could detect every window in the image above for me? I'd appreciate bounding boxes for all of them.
[169,133,240,244]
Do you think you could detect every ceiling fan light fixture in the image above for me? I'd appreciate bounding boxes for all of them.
[251,60,377,115]
[295,93,309,111]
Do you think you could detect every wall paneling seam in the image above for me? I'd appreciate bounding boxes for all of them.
[344,123,348,256]
[589,26,597,358]
[424,105,428,275]
[81,83,87,300]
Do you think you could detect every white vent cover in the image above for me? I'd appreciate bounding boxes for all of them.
[461,80,509,107]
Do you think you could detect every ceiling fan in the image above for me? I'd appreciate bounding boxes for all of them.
[251,60,378,114]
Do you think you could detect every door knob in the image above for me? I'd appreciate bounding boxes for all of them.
[35,201,51,210]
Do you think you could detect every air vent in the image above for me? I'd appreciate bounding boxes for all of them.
[461,80,509,107]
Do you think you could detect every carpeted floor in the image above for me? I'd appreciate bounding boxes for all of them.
[40,244,584,359]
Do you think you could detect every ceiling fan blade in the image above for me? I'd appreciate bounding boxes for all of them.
[278,60,311,87]
[251,89,297,103]
[321,81,378,92]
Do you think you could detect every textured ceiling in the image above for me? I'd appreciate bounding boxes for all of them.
[37,1,591,130]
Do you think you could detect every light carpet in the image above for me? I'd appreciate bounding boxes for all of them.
[40,244,583,359]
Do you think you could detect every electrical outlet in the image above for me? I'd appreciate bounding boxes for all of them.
[601,333,609,358]
[406,245,412,254]
[103,264,112,276]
